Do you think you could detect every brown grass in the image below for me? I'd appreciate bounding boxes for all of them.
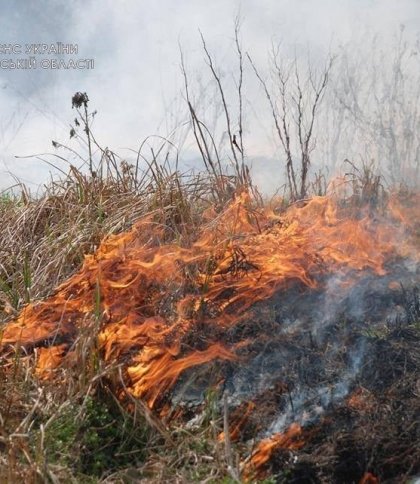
[0,129,414,482]
[0,155,248,482]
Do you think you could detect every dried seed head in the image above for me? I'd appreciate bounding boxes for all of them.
[72,91,89,109]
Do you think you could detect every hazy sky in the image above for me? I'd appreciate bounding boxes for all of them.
[0,0,419,191]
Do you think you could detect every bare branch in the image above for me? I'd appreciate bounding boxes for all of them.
[199,30,241,179]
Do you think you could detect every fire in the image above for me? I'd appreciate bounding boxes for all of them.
[218,401,256,442]
[347,387,376,413]
[242,423,304,477]
[1,191,418,411]
[34,344,67,378]
[359,472,379,484]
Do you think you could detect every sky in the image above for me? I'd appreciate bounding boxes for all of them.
[0,0,419,192]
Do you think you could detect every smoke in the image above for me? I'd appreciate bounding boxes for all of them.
[0,0,419,190]
[265,334,367,435]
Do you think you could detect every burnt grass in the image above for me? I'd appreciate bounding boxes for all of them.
[172,271,420,483]
[268,326,420,484]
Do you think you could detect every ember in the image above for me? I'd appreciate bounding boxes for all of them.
[359,472,379,484]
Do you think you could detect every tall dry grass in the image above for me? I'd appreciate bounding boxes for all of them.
[0,141,249,482]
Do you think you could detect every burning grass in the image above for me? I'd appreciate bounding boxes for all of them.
[0,162,419,482]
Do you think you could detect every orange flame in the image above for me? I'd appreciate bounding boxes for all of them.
[243,423,304,478]
[218,401,256,442]
[1,192,419,409]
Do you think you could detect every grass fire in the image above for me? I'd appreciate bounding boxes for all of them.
[1,22,420,483]
[1,167,419,481]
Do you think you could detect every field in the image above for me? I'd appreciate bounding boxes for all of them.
[1,145,419,482]
[1,29,420,482]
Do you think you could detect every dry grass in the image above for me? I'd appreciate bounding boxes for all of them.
[0,154,249,482]
[0,115,414,482]
[0,159,237,319]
